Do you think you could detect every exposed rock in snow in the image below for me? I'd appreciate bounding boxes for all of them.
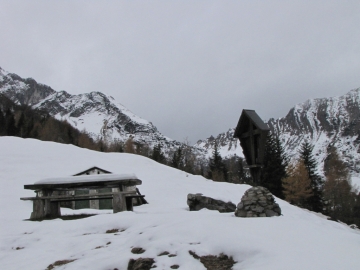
[187,193,236,213]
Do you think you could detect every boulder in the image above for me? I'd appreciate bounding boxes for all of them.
[235,187,281,218]
[187,193,236,213]
[127,258,155,270]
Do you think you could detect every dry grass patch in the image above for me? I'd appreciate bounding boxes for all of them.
[46,259,76,270]
[189,250,236,270]
[106,228,126,234]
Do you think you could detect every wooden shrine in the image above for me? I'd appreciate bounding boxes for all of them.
[233,109,269,184]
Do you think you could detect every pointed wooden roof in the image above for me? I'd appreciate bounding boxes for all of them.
[73,166,112,176]
[234,109,269,139]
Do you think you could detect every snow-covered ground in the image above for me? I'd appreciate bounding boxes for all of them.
[1,137,360,269]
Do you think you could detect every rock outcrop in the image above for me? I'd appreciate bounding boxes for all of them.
[189,250,236,270]
[235,187,281,218]
[187,193,236,213]
[127,258,155,270]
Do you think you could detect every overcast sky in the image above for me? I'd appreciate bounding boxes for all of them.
[1,1,360,143]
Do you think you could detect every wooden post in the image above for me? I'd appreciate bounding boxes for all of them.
[89,189,99,209]
[43,189,61,218]
[30,199,45,219]
[113,193,127,213]
[126,197,134,211]
[44,199,61,218]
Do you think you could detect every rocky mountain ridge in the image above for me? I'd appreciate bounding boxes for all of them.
[196,88,360,175]
[0,67,203,157]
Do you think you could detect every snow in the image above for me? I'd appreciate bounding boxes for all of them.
[1,137,360,269]
[351,176,360,190]
[34,173,138,185]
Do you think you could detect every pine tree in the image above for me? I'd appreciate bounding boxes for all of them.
[224,155,251,184]
[151,143,166,163]
[282,159,313,206]
[0,110,5,135]
[323,146,353,222]
[299,140,323,212]
[261,133,287,199]
[16,111,26,137]
[5,108,17,136]
[208,142,227,182]
[181,138,198,174]
[171,146,184,169]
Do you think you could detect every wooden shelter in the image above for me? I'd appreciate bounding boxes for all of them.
[233,109,269,184]
[72,166,113,209]
[21,173,145,220]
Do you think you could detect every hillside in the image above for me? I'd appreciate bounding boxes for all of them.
[1,137,360,269]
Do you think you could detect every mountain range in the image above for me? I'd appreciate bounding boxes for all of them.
[1,66,360,175]
[0,67,191,156]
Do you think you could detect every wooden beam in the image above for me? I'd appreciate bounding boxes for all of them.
[20,191,136,201]
[239,129,262,139]
[113,193,127,213]
[24,179,142,191]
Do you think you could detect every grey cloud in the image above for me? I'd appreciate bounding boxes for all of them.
[1,0,360,143]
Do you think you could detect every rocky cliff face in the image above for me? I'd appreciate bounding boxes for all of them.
[195,128,243,159]
[0,67,55,105]
[196,88,360,174]
[268,88,360,174]
[0,67,204,157]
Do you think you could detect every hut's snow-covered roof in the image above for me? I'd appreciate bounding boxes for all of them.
[34,173,138,185]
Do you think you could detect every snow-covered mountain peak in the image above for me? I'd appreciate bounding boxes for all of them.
[271,88,360,174]
[0,66,198,157]
[0,66,9,78]
[0,70,55,105]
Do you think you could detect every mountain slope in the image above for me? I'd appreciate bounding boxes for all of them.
[268,88,360,174]
[196,88,360,174]
[0,67,55,105]
[33,90,171,145]
[196,128,243,159]
[0,67,198,155]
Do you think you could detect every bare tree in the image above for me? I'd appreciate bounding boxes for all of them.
[124,136,135,154]
[282,159,313,206]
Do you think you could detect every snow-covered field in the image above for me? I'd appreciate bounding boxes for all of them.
[1,137,360,269]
